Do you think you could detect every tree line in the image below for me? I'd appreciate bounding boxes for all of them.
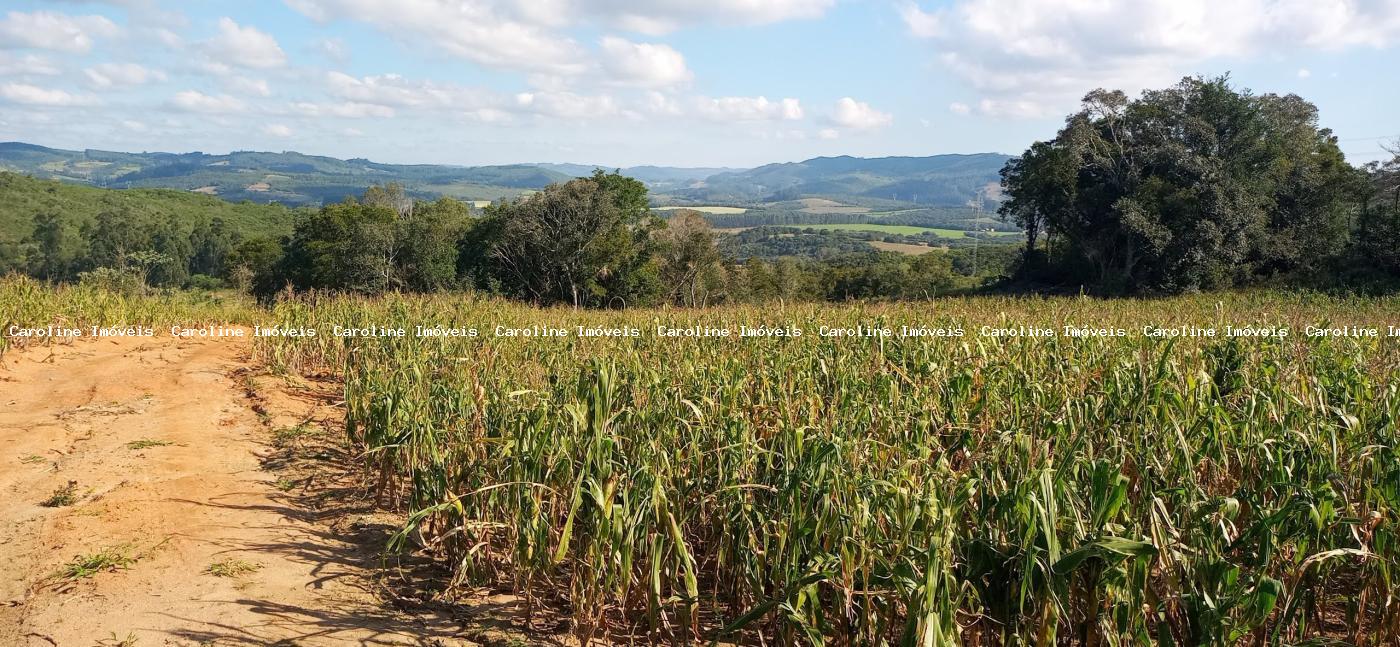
[7,76,1395,303]
[270,172,990,306]
[999,75,1400,294]
[5,168,997,306]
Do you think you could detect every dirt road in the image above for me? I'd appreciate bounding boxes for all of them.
[0,335,465,646]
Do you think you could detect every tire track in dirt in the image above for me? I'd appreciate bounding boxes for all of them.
[0,335,466,646]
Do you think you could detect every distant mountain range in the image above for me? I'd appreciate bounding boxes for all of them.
[0,142,1009,209]
[683,154,1010,207]
[0,142,570,206]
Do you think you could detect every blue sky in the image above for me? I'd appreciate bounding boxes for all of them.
[1,0,1397,167]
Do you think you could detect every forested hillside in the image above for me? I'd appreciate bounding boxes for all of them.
[0,172,299,288]
[0,172,296,245]
[1,142,1007,210]
[683,153,1009,206]
[0,142,569,206]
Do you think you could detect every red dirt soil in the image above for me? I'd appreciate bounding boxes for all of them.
[0,335,468,646]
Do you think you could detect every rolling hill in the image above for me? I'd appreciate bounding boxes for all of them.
[0,142,572,206]
[680,153,1010,207]
[535,163,746,192]
[0,171,297,247]
[0,143,1010,213]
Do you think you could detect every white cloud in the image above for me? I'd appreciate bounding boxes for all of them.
[462,107,513,123]
[977,98,1053,119]
[0,53,62,76]
[903,0,1400,118]
[169,90,246,113]
[948,101,971,115]
[121,119,148,132]
[817,127,839,139]
[290,0,834,46]
[204,17,287,69]
[584,0,835,34]
[694,95,803,122]
[225,75,271,97]
[284,0,832,77]
[262,123,293,137]
[291,101,395,118]
[643,90,682,116]
[0,82,99,106]
[286,0,587,75]
[153,27,183,49]
[830,97,892,130]
[83,63,167,89]
[326,71,472,108]
[1297,67,1312,79]
[315,37,350,62]
[898,2,941,38]
[515,91,619,119]
[0,11,118,53]
[598,36,692,87]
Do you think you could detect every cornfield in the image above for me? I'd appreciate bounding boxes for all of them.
[254,290,1400,646]
[6,274,1399,645]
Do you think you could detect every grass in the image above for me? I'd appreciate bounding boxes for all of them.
[869,240,940,255]
[40,481,79,507]
[273,477,299,492]
[19,454,46,464]
[205,558,262,578]
[97,632,139,647]
[125,438,173,450]
[272,424,314,448]
[58,545,136,579]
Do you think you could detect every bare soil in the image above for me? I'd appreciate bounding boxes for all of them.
[0,335,484,646]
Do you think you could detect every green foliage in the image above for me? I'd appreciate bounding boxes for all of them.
[204,558,261,578]
[655,210,723,306]
[688,153,1008,206]
[1359,153,1400,275]
[244,289,1400,645]
[225,237,284,294]
[40,481,79,507]
[480,171,663,307]
[0,142,562,206]
[1000,76,1367,294]
[57,545,135,579]
[272,189,472,296]
[0,171,295,247]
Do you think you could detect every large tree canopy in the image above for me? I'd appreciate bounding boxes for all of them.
[1000,76,1365,294]
[480,170,662,308]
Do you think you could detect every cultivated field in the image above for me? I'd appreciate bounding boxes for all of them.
[783,223,1021,239]
[654,205,749,214]
[3,276,1399,645]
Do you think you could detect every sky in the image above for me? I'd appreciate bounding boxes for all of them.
[1,0,1398,168]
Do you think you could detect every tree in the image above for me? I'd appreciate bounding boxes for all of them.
[82,207,147,272]
[399,197,469,292]
[1358,150,1400,275]
[148,216,193,287]
[225,237,284,295]
[188,217,238,278]
[999,76,1363,294]
[484,172,661,307]
[363,181,415,218]
[655,209,721,306]
[277,198,397,293]
[24,211,77,281]
[998,140,1074,271]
